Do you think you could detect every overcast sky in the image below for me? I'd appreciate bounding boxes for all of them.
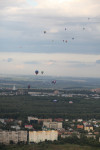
[0,0,100,77]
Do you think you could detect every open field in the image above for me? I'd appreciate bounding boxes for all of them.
[0,143,100,150]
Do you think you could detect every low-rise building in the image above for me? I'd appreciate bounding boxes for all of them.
[38,118,52,123]
[0,119,5,124]
[28,116,38,124]
[91,88,100,93]
[57,128,65,135]
[77,119,83,122]
[69,101,73,104]
[28,116,38,122]
[86,134,96,139]
[77,125,84,129]
[61,133,80,139]
[43,122,62,129]
[25,125,33,129]
[84,125,93,132]
[54,118,64,122]
[65,119,69,122]
[11,125,21,130]
[72,119,76,123]
[17,120,22,126]
[94,132,99,135]
[28,92,41,96]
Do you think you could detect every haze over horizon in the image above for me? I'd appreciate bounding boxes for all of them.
[0,0,100,77]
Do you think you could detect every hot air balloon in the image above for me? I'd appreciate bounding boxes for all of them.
[35,70,39,75]
[44,31,46,34]
[28,85,30,89]
[52,80,56,84]
[41,71,44,74]
[53,99,58,102]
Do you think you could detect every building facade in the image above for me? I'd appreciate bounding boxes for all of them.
[0,130,27,144]
[29,130,58,143]
[43,122,62,129]
[38,118,52,123]
[84,125,93,132]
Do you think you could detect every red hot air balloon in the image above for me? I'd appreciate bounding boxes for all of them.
[52,80,56,84]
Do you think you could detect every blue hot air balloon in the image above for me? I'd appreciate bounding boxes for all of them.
[35,70,39,75]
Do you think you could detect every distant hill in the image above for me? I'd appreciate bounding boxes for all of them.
[0,74,100,89]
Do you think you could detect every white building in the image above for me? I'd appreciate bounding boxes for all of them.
[65,119,69,122]
[0,130,27,144]
[28,92,41,96]
[12,85,16,91]
[29,130,58,143]
[11,125,21,130]
[28,116,38,122]
[77,119,83,122]
[0,119,5,124]
[43,122,62,129]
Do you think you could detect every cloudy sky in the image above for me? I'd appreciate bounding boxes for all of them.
[0,0,100,77]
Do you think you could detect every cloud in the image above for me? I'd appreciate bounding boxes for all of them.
[26,0,38,6]
[8,58,13,62]
[65,60,95,68]
[2,58,13,62]
[35,0,100,17]
[66,61,82,64]
[0,0,25,9]
[0,0,100,55]
[46,60,56,65]
[24,61,40,64]
[15,65,24,69]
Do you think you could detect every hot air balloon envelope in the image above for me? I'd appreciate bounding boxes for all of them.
[35,70,39,75]
[41,71,44,74]
[52,80,56,84]
[28,85,30,89]
[44,31,46,34]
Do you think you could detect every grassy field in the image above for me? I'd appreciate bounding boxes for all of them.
[1,143,100,150]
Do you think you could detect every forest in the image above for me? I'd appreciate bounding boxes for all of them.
[0,95,100,120]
